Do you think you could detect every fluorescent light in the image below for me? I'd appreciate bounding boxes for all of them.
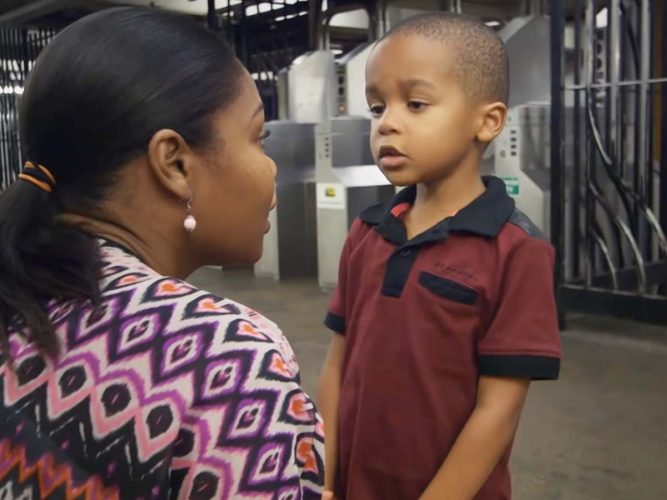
[485,20,501,27]
[596,7,608,28]
[251,71,275,80]
[0,86,23,95]
[245,2,276,16]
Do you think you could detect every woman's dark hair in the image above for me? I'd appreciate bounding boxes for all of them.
[0,7,244,359]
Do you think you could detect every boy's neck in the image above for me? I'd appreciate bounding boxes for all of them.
[405,164,485,239]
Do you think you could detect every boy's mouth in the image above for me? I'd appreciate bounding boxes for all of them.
[378,145,408,170]
[378,145,407,159]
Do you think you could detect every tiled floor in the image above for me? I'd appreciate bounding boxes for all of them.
[191,268,667,500]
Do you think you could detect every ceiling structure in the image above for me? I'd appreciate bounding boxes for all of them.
[0,0,588,28]
[0,0,593,120]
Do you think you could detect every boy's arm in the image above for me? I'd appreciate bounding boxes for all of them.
[318,334,346,495]
[318,221,359,498]
[418,376,529,500]
[420,236,561,500]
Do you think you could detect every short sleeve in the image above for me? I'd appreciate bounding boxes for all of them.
[324,219,362,335]
[477,237,561,380]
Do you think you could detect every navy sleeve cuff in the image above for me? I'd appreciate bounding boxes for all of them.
[324,312,346,334]
[478,354,560,380]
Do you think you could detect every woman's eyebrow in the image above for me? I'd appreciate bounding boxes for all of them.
[249,102,264,123]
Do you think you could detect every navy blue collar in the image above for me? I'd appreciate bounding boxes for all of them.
[359,176,515,246]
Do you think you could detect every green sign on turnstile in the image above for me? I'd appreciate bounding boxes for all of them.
[500,176,520,197]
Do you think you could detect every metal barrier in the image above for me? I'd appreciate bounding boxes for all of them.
[551,0,667,324]
[0,27,54,190]
[207,0,315,121]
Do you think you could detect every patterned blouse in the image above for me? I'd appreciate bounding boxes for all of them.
[0,241,324,499]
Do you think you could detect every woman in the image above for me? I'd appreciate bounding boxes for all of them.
[0,7,323,499]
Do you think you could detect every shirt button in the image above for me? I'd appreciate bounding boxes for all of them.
[400,249,412,256]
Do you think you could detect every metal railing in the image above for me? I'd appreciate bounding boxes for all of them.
[551,0,667,324]
[0,27,54,190]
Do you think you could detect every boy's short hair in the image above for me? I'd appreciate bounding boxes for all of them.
[383,12,509,105]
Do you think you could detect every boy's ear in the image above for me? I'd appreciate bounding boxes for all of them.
[475,101,507,144]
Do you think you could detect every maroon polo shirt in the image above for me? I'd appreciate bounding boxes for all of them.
[325,176,561,500]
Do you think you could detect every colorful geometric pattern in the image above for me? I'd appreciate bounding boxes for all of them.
[0,242,324,499]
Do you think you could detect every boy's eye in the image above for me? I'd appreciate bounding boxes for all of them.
[368,104,385,117]
[407,101,427,111]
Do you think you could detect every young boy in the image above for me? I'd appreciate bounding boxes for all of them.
[318,12,561,500]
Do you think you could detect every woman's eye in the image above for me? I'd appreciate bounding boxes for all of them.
[259,129,271,148]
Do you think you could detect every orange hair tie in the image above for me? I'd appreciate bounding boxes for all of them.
[18,161,56,193]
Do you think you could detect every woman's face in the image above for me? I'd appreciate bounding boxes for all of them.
[190,69,277,266]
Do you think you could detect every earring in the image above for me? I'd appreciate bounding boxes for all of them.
[183,192,197,233]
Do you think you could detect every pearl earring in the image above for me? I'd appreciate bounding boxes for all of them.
[183,193,197,233]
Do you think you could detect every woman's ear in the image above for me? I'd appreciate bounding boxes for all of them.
[147,129,193,200]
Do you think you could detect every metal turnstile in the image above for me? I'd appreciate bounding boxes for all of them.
[316,116,395,290]
[255,121,318,280]
[494,103,598,282]
[494,104,552,235]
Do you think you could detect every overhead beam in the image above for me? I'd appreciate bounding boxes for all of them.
[385,0,516,21]
[0,0,83,27]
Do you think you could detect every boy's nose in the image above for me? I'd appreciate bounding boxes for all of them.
[377,109,400,136]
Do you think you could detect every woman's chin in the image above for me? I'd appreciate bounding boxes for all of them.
[223,248,263,269]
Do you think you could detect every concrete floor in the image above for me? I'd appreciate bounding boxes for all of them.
[191,268,667,500]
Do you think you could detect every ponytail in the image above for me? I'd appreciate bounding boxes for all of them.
[0,180,101,360]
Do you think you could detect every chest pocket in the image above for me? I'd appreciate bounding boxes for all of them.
[418,271,479,305]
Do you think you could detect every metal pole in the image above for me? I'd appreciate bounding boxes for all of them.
[638,0,650,207]
[584,0,595,286]
[240,0,248,66]
[207,0,218,31]
[609,0,621,165]
[374,0,387,39]
[572,0,583,280]
[308,0,321,51]
[660,0,667,236]
[1,30,11,188]
[565,77,667,89]
[550,0,565,327]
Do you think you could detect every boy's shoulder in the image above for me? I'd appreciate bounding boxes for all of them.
[504,207,548,242]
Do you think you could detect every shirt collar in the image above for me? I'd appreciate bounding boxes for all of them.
[359,176,515,245]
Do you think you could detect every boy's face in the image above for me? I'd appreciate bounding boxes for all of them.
[366,34,485,186]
